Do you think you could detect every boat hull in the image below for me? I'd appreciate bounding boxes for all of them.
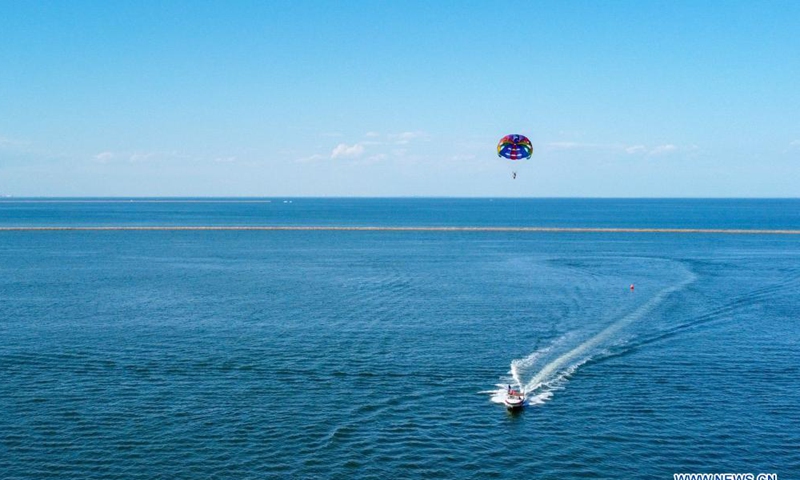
[504,393,525,410]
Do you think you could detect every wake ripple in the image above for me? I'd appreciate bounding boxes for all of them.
[491,264,697,407]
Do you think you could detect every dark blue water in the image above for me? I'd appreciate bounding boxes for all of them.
[1,200,798,479]
[2,198,800,229]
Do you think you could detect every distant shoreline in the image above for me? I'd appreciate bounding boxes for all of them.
[1,226,798,234]
[1,198,799,201]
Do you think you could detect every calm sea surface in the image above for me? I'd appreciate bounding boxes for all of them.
[1,199,799,479]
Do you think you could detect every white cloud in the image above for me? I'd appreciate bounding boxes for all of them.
[299,131,428,163]
[784,140,800,154]
[548,141,687,157]
[331,143,365,159]
[352,153,395,166]
[547,141,611,151]
[129,152,155,162]
[93,150,189,164]
[94,151,115,162]
[547,141,581,150]
[0,135,31,150]
[626,144,683,156]
[388,131,428,144]
[625,145,647,154]
[648,144,677,156]
[296,154,327,163]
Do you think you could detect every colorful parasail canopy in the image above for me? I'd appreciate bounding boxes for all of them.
[497,134,533,160]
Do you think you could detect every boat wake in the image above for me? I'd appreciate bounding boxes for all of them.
[488,266,697,408]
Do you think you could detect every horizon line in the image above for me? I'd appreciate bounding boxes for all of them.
[1,226,798,235]
[1,196,799,202]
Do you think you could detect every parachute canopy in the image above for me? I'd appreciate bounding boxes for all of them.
[497,134,533,160]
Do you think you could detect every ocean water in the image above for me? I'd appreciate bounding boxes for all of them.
[1,199,798,479]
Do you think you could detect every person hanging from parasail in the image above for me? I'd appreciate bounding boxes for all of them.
[497,134,533,179]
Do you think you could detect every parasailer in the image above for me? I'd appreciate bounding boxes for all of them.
[497,134,533,179]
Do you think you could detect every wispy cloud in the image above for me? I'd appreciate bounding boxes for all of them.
[0,135,80,165]
[94,151,115,162]
[92,150,196,164]
[296,153,327,163]
[93,151,155,163]
[546,141,690,157]
[0,135,31,150]
[331,143,365,159]
[129,152,156,162]
[297,130,431,163]
[388,131,429,144]
[783,140,800,154]
[546,142,615,151]
[365,153,388,163]
[625,145,647,154]
[647,144,677,156]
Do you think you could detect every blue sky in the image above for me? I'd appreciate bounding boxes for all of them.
[1,1,798,197]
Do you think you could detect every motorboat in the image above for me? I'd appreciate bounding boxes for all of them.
[504,389,525,410]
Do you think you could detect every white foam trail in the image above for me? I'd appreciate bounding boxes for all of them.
[519,269,697,401]
[510,347,550,389]
[526,390,553,405]
[507,333,576,388]
[488,386,508,405]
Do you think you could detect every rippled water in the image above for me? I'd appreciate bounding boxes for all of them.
[1,200,799,478]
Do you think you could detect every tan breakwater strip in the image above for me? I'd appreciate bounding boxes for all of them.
[1,226,799,234]
[0,199,274,203]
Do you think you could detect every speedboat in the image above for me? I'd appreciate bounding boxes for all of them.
[504,389,525,410]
